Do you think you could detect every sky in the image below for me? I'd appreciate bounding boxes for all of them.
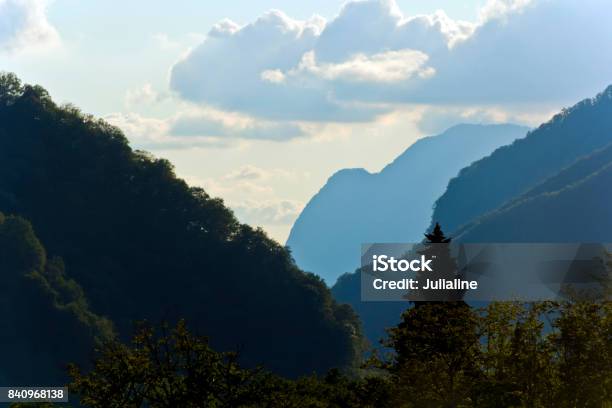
[1,0,611,242]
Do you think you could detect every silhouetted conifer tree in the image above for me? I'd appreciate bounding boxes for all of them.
[416,222,463,303]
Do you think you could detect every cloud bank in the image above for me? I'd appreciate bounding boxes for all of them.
[0,0,59,53]
[195,165,305,228]
[106,106,305,149]
[169,0,612,122]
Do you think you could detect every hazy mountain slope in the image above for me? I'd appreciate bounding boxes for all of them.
[496,142,612,209]
[287,124,527,284]
[335,146,612,345]
[334,86,612,346]
[0,73,363,378]
[456,144,612,242]
[432,85,612,234]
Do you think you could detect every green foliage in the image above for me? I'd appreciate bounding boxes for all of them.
[0,72,23,106]
[386,302,480,407]
[69,320,257,407]
[68,320,390,408]
[476,302,558,407]
[550,301,612,407]
[373,301,612,408]
[68,301,611,407]
[0,72,364,377]
[0,212,113,385]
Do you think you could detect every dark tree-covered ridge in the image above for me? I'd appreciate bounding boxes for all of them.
[431,85,612,234]
[0,72,365,377]
[0,212,113,385]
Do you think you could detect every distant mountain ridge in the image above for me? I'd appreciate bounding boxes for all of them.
[456,141,612,242]
[431,85,612,234]
[287,124,528,284]
[333,84,612,346]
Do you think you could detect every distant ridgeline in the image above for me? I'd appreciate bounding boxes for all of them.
[433,85,612,240]
[0,73,365,381]
[331,85,612,346]
[287,123,528,285]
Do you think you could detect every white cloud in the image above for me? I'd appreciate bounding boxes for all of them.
[106,104,306,149]
[313,3,472,62]
[416,105,554,135]
[195,165,305,227]
[171,110,305,141]
[203,175,274,197]
[260,69,286,84]
[104,112,231,149]
[478,0,534,21]
[124,83,165,108]
[224,165,269,181]
[105,112,169,144]
[407,0,612,106]
[222,165,300,182]
[0,0,59,53]
[233,199,303,226]
[169,0,612,122]
[280,49,435,84]
[208,18,242,37]
[170,8,384,122]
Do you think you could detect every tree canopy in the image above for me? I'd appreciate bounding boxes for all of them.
[0,212,113,385]
[0,72,364,377]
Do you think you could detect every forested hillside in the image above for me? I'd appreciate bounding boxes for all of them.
[334,86,612,347]
[431,85,612,233]
[332,269,408,344]
[0,73,364,378]
[456,145,612,242]
[0,213,113,385]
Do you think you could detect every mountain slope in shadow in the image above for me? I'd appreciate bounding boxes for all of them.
[333,85,612,346]
[0,213,113,385]
[432,85,612,234]
[456,142,612,242]
[0,73,363,378]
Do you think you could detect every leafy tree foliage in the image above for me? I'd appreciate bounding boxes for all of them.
[386,302,480,407]
[333,269,408,349]
[376,301,611,408]
[68,320,391,408]
[67,301,611,407]
[551,301,612,406]
[0,213,113,385]
[476,302,557,407]
[0,72,364,377]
